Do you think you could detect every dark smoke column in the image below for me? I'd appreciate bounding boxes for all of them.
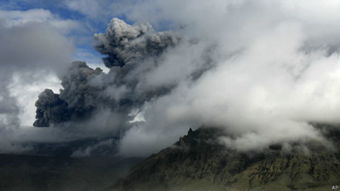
[34,61,103,127]
[33,89,69,127]
[33,18,179,127]
[95,18,178,68]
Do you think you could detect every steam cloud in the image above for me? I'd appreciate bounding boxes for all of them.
[34,0,340,157]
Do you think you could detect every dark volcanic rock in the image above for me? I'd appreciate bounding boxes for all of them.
[115,127,340,191]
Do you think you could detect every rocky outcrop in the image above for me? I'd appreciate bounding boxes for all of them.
[115,126,340,191]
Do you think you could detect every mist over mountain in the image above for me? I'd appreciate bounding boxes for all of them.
[115,126,340,191]
[1,0,340,158]
[33,1,340,157]
[1,0,340,190]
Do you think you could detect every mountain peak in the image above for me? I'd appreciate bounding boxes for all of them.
[115,127,340,191]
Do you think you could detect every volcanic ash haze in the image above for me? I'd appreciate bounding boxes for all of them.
[34,0,340,157]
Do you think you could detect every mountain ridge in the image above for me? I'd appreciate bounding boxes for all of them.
[114,126,340,191]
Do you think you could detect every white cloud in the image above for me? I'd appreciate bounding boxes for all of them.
[0,9,80,33]
[0,8,76,151]
[117,0,340,156]
[9,72,61,127]
[2,0,340,156]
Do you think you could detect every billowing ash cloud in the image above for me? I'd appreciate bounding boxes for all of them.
[34,0,340,157]
[34,19,179,128]
[34,62,104,127]
[34,89,69,127]
[95,18,178,68]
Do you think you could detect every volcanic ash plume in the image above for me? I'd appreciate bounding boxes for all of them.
[34,0,340,156]
[95,18,179,68]
[34,19,179,129]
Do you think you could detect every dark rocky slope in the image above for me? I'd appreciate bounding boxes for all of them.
[115,126,340,191]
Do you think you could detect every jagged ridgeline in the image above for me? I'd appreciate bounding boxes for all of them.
[33,18,179,127]
[114,125,340,191]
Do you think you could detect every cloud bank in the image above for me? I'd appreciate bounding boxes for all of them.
[111,0,340,156]
[0,9,76,152]
[4,0,340,157]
